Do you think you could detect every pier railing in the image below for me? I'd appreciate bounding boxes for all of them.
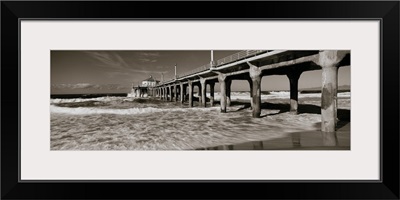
[158,50,271,85]
[178,63,211,78]
[216,50,270,66]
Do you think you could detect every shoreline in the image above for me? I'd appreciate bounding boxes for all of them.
[51,96,350,150]
[197,122,350,150]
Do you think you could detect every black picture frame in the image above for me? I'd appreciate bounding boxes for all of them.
[2,1,399,199]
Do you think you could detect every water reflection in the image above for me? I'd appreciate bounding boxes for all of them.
[197,131,346,150]
[321,131,339,146]
[252,141,264,150]
[291,132,301,147]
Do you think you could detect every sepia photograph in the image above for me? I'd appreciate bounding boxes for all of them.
[4,1,397,199]
[51,50,351,150]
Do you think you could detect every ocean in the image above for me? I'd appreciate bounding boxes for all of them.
[50,91,351,150]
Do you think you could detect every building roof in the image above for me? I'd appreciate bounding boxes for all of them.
[142,75,157,82]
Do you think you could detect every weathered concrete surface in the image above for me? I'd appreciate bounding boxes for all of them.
[168,85,173,101]
[180,83,184,103]
[188,81,193,107]
[164,87,167,101]
[248,62,262,118]
[247,78,253,109]
[209,82,215,106]
[175,84,179,101]
[183,84,187,102]
[226,79,232,107]
[318,50,346,132]
[321,66,338,132]
[218,74,227,113]
[287,71,302,114]
[200,78,207,107]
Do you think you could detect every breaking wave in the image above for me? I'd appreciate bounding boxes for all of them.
[51,96,129,104]
[50,105,218,115]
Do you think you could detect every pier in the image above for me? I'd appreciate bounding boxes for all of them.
[153,50,350,134]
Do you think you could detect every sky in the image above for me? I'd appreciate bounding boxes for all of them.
[51,50,350,94]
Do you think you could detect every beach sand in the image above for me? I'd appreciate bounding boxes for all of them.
[199,122,350,150]
[197,99,350,150]
[50,93,350,150]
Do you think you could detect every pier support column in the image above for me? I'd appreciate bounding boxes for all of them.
[321,66,338,132]
[188,81,193,107]
[226,79,232,107]
[247,78,254,109]
[164,87,167,100]
[183,85,187,102]
[318,50,345,133]
[197,84,202,104]
[286,71,302,114]
[180,83,184,103]
[174,84,179,101]
[164,87,167,101]
[209,82,215,106]
[169,85,173,101]
[218,74,227,113]
[200,78,207,107]
[248,62,262,118]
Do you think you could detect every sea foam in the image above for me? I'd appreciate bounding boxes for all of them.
[50,105,219,115]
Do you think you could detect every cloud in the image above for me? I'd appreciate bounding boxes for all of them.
[139,52,160,57]
[85,52,130,70]
[52,83,129,91]
[85,51,164,74]
[138,52,160,63]
[139,58,157,63]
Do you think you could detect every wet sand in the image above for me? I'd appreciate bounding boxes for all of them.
[195,98,350,150]
[51,94,350,150]
[198,121,350,150]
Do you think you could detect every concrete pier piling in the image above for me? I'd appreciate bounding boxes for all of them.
[197,84,202,104]
[209,82,215,106]
[180,83,184,103]
[318,50,345,133]
[321,66,338,132]
[164,87,167,101]
[218,74,227,113]
[226,79,232,107]
[169,85,173,101]
[286,71,302,114]
[188,81,193,107]
[247,79,254,109]
[200,78,207,107]
[174,84,179,101]
[153,50,350,133]
[248,62,262,118]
